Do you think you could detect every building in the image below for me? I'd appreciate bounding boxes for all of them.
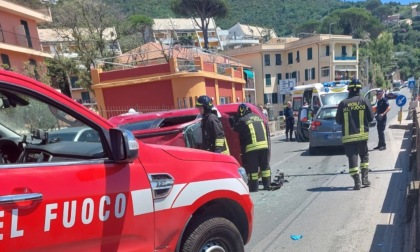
[411,5,419,18]
[383,14,401,26]
[0,0,52,74]
[38,27,121,104]
[91,43,254,118]
[222,34,361,111]
[153,18,223,50]
[224,23,277,50]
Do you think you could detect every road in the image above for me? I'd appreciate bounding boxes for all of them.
[246,88,412,252]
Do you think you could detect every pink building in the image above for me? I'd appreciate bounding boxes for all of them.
[0,0,52,74]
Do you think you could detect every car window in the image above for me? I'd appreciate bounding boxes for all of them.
[0,88,105,163]
[120,119,162,131]
[317,108,337,120]
[183,121,202,149]
[320,93,348,106]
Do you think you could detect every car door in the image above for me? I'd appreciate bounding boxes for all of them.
[296,107,313,142]
[364,88,380,127]
[0,83,154,251]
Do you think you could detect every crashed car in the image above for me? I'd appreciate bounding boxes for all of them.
[109,103,271,165]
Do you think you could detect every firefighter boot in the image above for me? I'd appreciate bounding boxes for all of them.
[262,177,271,191]
[352,174,361,190]
[361,168,371,187]
[248,180,259,192]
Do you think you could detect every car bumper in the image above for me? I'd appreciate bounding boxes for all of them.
[309,131,342,147]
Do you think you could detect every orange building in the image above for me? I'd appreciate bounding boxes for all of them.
[91,44,251,119]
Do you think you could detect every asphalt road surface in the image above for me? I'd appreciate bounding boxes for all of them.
[246,88,412,252]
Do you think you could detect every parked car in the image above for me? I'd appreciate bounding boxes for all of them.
[109,103,270,165]
[308,105,342,155]
[386,91,399,100]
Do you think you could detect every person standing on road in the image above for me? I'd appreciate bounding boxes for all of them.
[335,78,374,190]
[373,90,391,151]
[196,95,230,155]
[259,105,268,118]
[284,101,294,142]
[231,103,271,192]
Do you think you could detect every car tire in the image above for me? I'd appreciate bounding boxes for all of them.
[182,216,244,252]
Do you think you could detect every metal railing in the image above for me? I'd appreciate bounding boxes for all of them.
[0,27,43,51]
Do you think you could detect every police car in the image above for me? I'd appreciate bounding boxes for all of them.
[0,70,253,251]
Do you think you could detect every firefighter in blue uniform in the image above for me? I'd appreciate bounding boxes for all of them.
[335,79,374,190]
[231,103,271,192]
[373,90,391,151]
[195,95,229,155]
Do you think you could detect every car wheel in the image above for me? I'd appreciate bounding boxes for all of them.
[182,216,244,252]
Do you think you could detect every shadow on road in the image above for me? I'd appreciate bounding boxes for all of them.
[300,146,345,156]
[307,186,353,192]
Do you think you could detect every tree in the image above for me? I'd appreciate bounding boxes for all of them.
[369,32,394,70]
[171,0,229,49]
[128,15,154,44]
[48,0,125,90]
[296,20,321,34]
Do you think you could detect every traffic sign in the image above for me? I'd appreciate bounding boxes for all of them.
[396,94,407,107]
[408,80,415,89]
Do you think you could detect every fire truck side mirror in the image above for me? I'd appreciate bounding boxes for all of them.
[110,128,139,163]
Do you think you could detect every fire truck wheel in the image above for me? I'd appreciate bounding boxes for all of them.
[182,216,244,252]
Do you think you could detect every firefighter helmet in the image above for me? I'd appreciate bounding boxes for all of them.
[196,95,213,110]
[237,103,251,117]
[348,78,362,91]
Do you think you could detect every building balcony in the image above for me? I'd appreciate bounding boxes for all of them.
[245,78,255,90]
[334,56,357,61]
[319,55,331,64]
[0,28,51,58]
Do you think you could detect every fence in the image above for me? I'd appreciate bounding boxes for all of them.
[98,104,175,119]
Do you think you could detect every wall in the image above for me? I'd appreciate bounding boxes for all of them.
[102,80,174,108]
[100,64,171,82]
[171,76,206,108]
[205,78,216,103]
[235,83,244,102]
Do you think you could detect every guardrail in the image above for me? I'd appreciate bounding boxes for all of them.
[407,107,420,251]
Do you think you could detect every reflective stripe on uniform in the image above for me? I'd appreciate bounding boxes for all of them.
[349,167,359,175]
[359,110,365,134]
[344,111,349,137]
[246,141,269,152]
[249,123,257,143]
[261,169,271,178]
[342,132,369,143]
[360,162,369,169]
[215,138,225,147]
[250,173,259,180]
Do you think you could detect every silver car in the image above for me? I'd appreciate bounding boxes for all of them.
[308,105,342,155]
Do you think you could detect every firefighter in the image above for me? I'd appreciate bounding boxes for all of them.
[195,95,229,155]
[335,78,374,190]
[231,103,271,192]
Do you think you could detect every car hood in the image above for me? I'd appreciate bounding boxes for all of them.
[149,143,239,165]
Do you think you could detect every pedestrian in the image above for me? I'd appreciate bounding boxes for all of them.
[231,103,271,192]
[335,78,374,190]
[373,90,391,151]
[195,95,230,155]
[259,105,268,118]
[284,101,294,141]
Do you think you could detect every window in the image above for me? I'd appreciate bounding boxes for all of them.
[275,54,282,65]
[291,71,297,79]
[326,45,330,56]
[220,97,231,104]
[305,68,316,80]
[277,73,282,84]
[271,93,278,104]
[189,97,193,108]
[265,74,271,86]
[0,88,104,163]
[288,52,293,64]
[264,54,270,66]
[285,73,290,79]
[264,94,272,104]
[1,54,11,69]
[81,91,90,103]
[342,46,347,56]
[307,48,313,60]
[21,20,32,48]
[29,59,40,81]
[296,51,300,62]
[321,67,330,77]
